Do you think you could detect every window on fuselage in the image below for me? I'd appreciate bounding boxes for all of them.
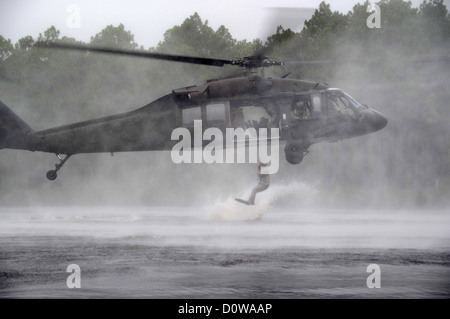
[182,106,201,126]
[311,94,323,117]
[206,103,226,126]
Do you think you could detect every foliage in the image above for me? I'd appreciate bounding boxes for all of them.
[90,23,138,49]
[0,36,14,60]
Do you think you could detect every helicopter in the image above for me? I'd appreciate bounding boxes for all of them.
[0,42,387,181]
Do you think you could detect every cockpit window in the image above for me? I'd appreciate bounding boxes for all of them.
[326,91,357,119]
[342,92,366,109]
[326,90,366,111]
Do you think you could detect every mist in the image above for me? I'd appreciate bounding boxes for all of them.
[1,1,450,300]
[1,2,450,211]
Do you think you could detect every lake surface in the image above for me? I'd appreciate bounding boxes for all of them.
[1,202,449,298]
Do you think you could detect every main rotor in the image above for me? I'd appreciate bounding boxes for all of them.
[35,41,332,79]
[36,42,286,72]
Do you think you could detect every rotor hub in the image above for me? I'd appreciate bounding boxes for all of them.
[230,56,284,69]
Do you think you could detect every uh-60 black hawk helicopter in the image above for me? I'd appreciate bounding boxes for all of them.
[0,42,387,180]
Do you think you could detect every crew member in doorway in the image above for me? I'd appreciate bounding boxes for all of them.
[291,99,311,120]
[235,162,270,205]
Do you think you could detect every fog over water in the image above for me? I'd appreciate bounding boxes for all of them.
[1,204,449,298]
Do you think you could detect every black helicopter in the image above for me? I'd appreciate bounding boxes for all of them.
[0,42,387,180]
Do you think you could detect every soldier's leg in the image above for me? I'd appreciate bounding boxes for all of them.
[248,187,258,205]
[248,183,269,205]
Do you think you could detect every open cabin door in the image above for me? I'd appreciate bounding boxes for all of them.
[229,98,280,143]
[278,93,325,141]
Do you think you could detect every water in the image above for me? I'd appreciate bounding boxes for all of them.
[1,185,449,298]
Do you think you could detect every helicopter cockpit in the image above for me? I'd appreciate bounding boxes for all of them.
[325,89,367,121]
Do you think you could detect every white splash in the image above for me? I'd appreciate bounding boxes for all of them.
[208,181,317,221]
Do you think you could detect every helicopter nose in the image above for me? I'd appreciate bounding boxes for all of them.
[370,109,388,132]
[357,109,387,134]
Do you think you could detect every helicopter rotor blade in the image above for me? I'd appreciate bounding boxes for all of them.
[36,42,233,67]
[283,60,333,65]
[36,41,289,69]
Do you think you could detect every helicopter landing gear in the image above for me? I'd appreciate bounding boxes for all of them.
[284,141,309,165]
[46,154,71,181]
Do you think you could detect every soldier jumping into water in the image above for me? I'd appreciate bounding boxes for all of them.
[235,162,270,205]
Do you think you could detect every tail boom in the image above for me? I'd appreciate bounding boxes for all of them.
[0,100,34,150]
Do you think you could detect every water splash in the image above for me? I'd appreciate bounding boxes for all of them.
[208,181,317,221]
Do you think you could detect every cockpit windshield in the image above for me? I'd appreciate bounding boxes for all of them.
[327,90,366,110]
[343,91,366,109]
[326,90,368,118]
[326,89,367,120]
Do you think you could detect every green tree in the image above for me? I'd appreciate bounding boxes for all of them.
[264,26,296,55]
[155,12,265,85]
[376,0,418,49]
[234,39,263,57]
[418,0,450,42]
[0,36,13,60]
[298,1,349,64]
[301,1,348,41]
[90,24,138,49]
[37,26,60,44]
[346,1,373,41]
[159,13,228,57]
[15,35,34,51]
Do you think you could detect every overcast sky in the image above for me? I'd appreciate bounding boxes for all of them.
[0,0,446,49]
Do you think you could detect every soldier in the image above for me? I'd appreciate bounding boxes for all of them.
[291,99,311,120]
[235,162,270,205]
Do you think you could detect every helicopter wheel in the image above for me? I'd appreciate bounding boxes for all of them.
[45,154,72,181]
[285,142,304,165]
[46,170,57,181]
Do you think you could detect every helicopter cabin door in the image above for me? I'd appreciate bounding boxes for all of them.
[229,98,279,143]
[281,93,324,141]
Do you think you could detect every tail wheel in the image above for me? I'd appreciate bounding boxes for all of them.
[45,154,72,181]
[46,170,57,181]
